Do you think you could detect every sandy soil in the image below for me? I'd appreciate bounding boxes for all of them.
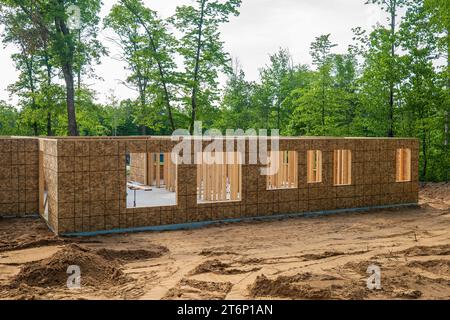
[0,183,448,300]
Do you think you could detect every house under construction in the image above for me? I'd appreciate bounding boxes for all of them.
[0,136,419,236]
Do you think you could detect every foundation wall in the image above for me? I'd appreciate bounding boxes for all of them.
[0,137,39,217]
[0,136,419,235]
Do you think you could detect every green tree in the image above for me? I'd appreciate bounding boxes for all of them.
[214,60,255,130]
[0,0,105,136]
[0,101,21,135]
[365,0,409,137]
[331,54,360,136]
[171,0,241,133]
[289,35,338,135]
[309,34,337,128]
[259,48,296,131]
[105,0,178,133]
[398,0,448,180]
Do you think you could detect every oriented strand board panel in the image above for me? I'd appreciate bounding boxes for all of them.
[0,136,419,235]
[0,137,39,218]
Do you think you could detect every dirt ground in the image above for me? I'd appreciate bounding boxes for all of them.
[0,183,449,300]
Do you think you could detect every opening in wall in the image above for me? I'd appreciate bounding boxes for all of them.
[334,150,352,186]
[126,152,177,208]
[396,148,411,182]
[197,152,242,203]
[307,150,322,183]
[267,151,298,190]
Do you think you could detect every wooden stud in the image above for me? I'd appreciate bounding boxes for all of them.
[214,160,219,201]
[342,150,347,185]
[238,153,242,199]
[396,148,411,182]
[222,152,227,201]
[156,153,160,188]
[405,149,411,181]
[149,153,154,186]
[307,150,313,183]
[333,150,351,185]
[318,151,322,182]
[347,150,352,184]
[144,153,148,185]
[197,155,202,199]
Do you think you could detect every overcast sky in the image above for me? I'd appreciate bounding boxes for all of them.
[0,0,388,105]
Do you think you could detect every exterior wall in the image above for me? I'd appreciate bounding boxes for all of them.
[52,137,419,235]
[55,139,123,234]
[0,136,419,235]
[0,137,39,217]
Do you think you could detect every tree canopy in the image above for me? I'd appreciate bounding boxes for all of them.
[0,0,448,181]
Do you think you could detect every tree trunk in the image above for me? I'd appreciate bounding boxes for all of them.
[444,27,449,181]
[55,5,79,136]
[445,111,448,147]
[122,0,176,132]
[445,110,448,182]
[45,52,53,136]
[421,133,427,180]
[445,34,449,147]
[47,112,52,136]
[77,30,81,90]
[322,77,326,127]
[388,1,396,138]
[24,50,38,136]
[189,0,206,135]
[388,84,394,137]
[277,102,281,130]
[62,63,79,136]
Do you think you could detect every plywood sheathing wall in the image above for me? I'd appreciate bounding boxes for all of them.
[0,138,39,218]
[49,137,419,235]
[55,139,123,234]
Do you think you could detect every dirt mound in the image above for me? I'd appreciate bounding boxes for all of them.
[199,247,237,257]
[248,273,367,300]
[407,260,450,275]
[96,245,169,262]
[342,259,450,299]
[343,260,382,275]
[301,251,345,260]
[10,244,128,288]
[165,279,233,300]
[190,259,260,275]
[394,289,423,299]
[420,183,450,202]
[181,279,233,293]
[0,217,67,253]
[0,238,66,253]
[398,245,450,257]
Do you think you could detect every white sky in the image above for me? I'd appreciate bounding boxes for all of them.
[0,0,387,106]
